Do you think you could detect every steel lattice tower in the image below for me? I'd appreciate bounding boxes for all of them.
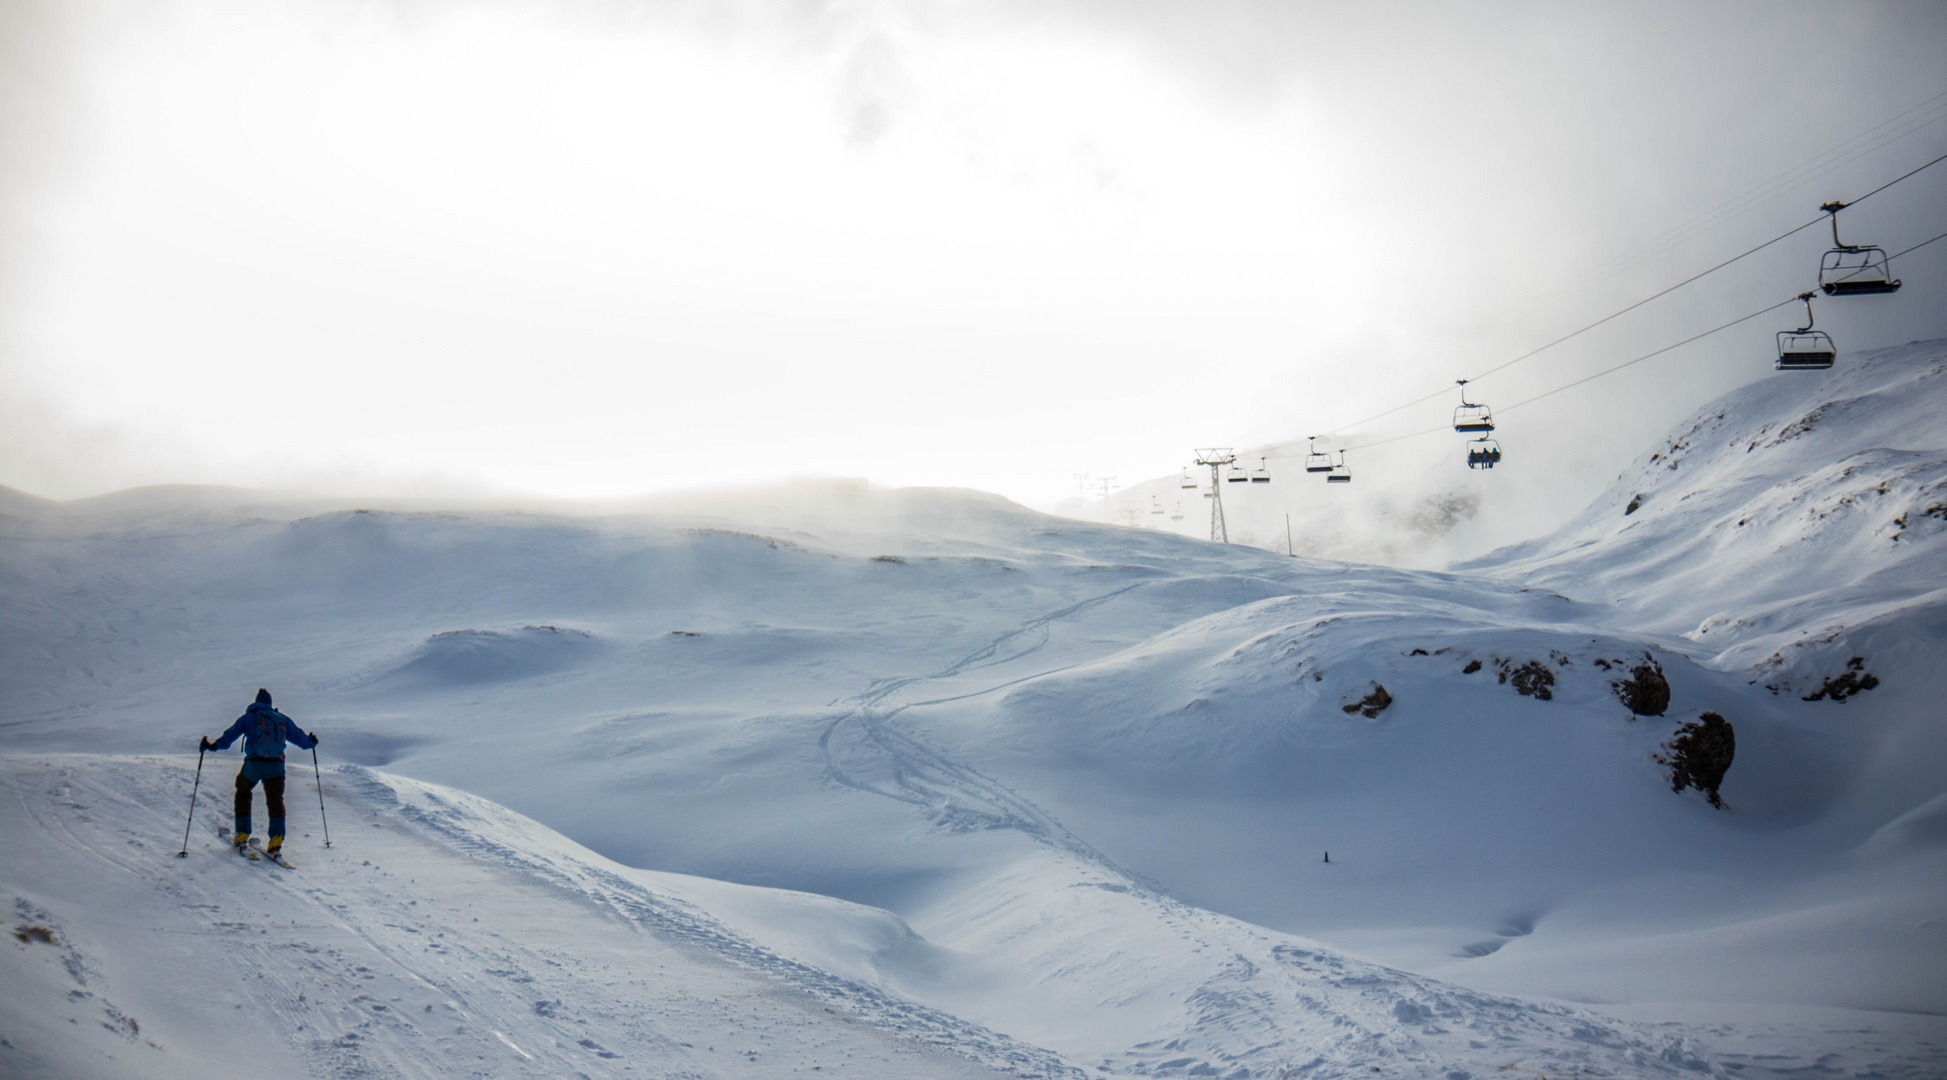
[1193,448,1236,543]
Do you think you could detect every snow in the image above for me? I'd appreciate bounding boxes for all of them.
[1458,339,1947,674]
[1,754,1051,1079]
[4,342,1946,1077]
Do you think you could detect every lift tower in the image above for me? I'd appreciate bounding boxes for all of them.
[1193,448,1236,543]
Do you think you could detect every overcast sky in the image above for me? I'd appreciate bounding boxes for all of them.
[3,0,1945,552]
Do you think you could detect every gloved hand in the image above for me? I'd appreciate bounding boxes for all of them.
[199,736,213,751]
[308,732,320,745]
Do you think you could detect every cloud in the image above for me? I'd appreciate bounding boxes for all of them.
[2,0,1944,560]
[834,31,915,149]
[0,0,81,288]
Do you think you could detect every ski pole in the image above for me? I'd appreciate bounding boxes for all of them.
[312,745,331,847]
[178,746,206,858]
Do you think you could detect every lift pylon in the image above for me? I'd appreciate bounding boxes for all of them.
[1193,448,1237,543]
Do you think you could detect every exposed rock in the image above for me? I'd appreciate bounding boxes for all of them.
[1892,501,1947,541]
[1803,656,1880,702]
[1462,659,1482,675]
[1772,403,1832,445]
[1655,711,1735,809]
[1341,684,1393,719]
[1612,657,1671,716]
[1496,659,1555,700]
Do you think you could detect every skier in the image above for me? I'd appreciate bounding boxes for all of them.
[201,688,319,859]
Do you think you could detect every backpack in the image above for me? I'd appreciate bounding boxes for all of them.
[249,706,287,759]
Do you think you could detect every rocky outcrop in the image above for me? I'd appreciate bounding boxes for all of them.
[1654,711,1735,809]
[1612,657,1671,716]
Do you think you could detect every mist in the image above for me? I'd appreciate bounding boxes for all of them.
[3,0,1944,562]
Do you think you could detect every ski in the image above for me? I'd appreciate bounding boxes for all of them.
[250,839,295,869]
[221,831,260,860]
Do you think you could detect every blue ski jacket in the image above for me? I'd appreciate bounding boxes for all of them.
[211,701,317,762]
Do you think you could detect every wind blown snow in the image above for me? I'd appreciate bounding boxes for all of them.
[4,343,1946,1078]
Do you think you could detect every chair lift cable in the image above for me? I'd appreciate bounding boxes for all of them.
[1201,170,1945,484]
[1309,211,1828,441]
[1310,223,1947,456]
[1461,142,1947,386]
[1308,298,1796,458]
[1888,226,1947,260]
[1517,89,1947,316]
[1495,297,1799,417]
[1315,149,1947,441]
[1819,219,1947,290]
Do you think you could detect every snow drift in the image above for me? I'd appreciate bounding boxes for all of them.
[4,341,1946,1076]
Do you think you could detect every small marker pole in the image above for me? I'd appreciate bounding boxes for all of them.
[1286,514,1295,557]
[312,746,332,847]
[1323,851,1330,863]
[178,746,206,857]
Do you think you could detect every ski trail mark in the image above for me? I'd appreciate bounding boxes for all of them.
[928,584,1145,682]
[820,584,1149,874]
[492,1028,533,1060]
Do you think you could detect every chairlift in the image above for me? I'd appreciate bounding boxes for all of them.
[1226,463,1250,483]
[1776,291,1837,371]
[1250,457,1271,483]
[1452,381,1495,432]
[1816,201,1901,296]
[1180,468,1199,490]
[1466,437,1503,470]
[1326,451,1351,484]
[1150,497,1165,515]
[1304,436,1333,473]
[1170,502,1184,521]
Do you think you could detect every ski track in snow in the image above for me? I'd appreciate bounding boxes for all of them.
[0,752,1805,1080]
[2,753,1066,1079]
[819,583,1146,871]
[11,753,1937,1079]
[7,344,1947,1078]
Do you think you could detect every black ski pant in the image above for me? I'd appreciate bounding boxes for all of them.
[235,765,287,838]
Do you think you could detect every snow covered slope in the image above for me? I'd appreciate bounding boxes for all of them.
[1,753,1068,1079]
[6,753,1776,1080]
[1460,339,1947,678]
[4,343,1946,1077]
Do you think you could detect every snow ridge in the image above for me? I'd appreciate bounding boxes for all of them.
[347,765,1090,1079]
[3,754,1743,1080]
[1460,340,1947,676]
[6,345,1947,1077]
